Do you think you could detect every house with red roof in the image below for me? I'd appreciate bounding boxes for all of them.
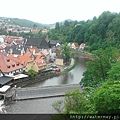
[8,51,47,73]
[0,52,24,76]
[79,43,86,50]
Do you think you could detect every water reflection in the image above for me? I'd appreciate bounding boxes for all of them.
[4,53,90,114]
[26,56,88,87]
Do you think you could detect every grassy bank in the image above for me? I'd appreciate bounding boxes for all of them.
[78,50,93,56]
[58,59,76,75]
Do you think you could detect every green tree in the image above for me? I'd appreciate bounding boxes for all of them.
[61,43,75,63]
[27,69,37,78]
[55,22,60,30]
[80,47,119,88]
[64,20,69,27]
[91,79,120,114]
[107,61,120,80]
[52,89,95,114]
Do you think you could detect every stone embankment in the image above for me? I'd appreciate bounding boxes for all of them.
[15,84,81,100]
[11,72,59,88]
[11,58,76,88]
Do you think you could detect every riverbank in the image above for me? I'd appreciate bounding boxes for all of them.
[10,58,76,88]
[78,49,93,56]
[4,55,88,113]
[58,58,76,75]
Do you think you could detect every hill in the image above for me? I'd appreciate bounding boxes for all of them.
[0,17,54,29]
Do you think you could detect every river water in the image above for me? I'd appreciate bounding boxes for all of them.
[2,53,89,114]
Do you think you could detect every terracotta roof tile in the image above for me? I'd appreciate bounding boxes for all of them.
[34,52,46,67]
[8,53,34,67]
[0,52,24,73]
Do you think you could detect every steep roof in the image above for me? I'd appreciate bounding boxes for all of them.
[41,49,49,56]
[5,45,28,55]
[0,52,24,73]
[0,76,13,86]
[8,52,34,67]
[35,52,46,67]
[25,38,49,49]
[49,40,62,45]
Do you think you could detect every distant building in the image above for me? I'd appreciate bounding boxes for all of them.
[0,36,4,43]
[49,40,62,48]
[71,42,79,49]
[24,38,49,49]
[31,26,40,34]
[79,43,86,50]
[41,29,48,34]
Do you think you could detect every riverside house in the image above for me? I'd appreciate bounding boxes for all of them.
[0,52,24,76]
[8,51,46,73]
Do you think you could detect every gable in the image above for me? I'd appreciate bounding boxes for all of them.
[39,39,49,49]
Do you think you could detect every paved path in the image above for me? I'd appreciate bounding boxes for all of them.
[15,84,82,100]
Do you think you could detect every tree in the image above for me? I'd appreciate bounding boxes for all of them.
[55,22,60,30]
[107,61,120,80]
[64,20,69,27]
[61,43,75,63]
[80,47,119,88]
[91,79,120,114]
[27,69,37,78]
[52,89,95,114]
[63,89,94,114]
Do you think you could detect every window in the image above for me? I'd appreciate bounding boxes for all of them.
[16,63,19,66]
[6,58,10,62]
[7,65,10,68]
[12,64,15,67]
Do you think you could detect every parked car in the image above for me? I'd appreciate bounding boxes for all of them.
[51,65,58,68]
[64,67,68,70]
[54,68,61,72]
[49,59,54,63]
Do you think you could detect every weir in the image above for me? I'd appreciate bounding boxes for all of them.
[15,84,81,101]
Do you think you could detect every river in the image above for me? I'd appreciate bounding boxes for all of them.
[1,53,89,114]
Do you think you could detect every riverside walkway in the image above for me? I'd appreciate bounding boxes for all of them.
[15,84,82,100]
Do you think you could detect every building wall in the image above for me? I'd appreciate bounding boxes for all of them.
[56,59,63,66]
[25,61,39,73]
[39,65,46,71]
[4,68,24,76]
[32,62,39,72]
[46,55,50,63]
[0,36,4,43]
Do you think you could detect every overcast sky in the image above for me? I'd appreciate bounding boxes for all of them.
[0,0,120,24]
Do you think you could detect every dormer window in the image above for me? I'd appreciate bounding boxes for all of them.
[12,64,15,67]
[16,63,19,66]
[7,65,10,68]
[6,58,10,62]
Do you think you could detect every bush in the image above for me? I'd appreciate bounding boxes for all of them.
[27,69,37,78]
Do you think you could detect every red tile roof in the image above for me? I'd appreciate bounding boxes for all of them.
[8,51,46,68]
[0,52,24,73]
[8,53,34,67]
[4,36,24,44]
[28,46,40,53]
[34,52,46,67]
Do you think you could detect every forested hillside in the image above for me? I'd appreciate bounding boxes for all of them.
[52,11,120,116]
[48,11,120,51]
[0,17,54,29]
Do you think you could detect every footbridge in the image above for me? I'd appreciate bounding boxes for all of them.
[15,84,82,101]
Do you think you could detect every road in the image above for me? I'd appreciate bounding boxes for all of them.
[15,84,82,100]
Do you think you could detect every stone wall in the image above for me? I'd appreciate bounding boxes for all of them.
[11,71,59,88]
